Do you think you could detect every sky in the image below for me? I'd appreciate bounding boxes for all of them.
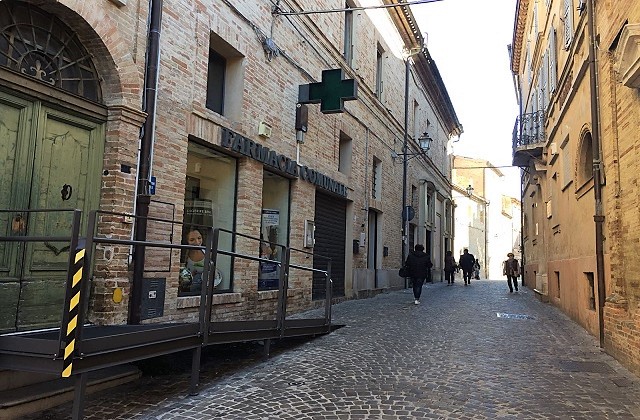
[410,0,521,197]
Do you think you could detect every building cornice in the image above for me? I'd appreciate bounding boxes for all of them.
[511,0,530,73]
[384,0,424,51]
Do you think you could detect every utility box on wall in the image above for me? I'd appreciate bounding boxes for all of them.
[140,278,166,320]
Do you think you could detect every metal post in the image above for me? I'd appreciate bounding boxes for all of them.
[402,57,410,288]
[587,0,606,347]
[71,372,88,420]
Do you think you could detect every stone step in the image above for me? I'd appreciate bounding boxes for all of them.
[0,365,141,419]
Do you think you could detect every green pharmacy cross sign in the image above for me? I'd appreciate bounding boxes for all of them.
[298,69,358,114]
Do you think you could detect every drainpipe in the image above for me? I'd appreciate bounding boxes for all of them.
[131,0,163,324]
[587,0,605,347]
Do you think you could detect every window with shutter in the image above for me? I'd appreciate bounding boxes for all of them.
[549,29,558,93]
[561,139,572,189]
[533,2,539,38]
[541,52,549,110]
[563,0,573,49]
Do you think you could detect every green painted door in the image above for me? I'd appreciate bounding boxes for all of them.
[0,91,104,332]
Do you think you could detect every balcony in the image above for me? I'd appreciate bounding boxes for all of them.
[512,111,545,167]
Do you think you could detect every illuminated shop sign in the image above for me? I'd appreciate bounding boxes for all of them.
[220,128,348,197]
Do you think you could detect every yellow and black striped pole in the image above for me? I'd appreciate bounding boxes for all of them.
[62,246,85,378]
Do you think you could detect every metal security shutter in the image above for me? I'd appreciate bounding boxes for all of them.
[313,192,346,299]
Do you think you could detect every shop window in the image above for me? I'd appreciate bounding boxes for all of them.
[179,142,236,297]
[338,132,352,175]
[259,171,291,291]
[206,33,244,119]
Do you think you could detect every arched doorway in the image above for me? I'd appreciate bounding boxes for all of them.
[0,0,107,332]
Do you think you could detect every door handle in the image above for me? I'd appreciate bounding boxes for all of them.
[61,184,73,201]
[11,213,26,234]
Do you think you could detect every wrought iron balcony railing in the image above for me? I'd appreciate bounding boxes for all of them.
[512,111,545,149]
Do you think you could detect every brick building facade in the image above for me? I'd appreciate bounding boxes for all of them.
[0,0,461,334]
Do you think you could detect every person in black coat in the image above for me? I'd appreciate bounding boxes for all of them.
[404,244,433,305]
[444,250,457,285]
[458,248,476,285]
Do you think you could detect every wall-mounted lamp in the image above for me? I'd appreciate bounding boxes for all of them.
[466,185,474,197]
[392,132,433,161]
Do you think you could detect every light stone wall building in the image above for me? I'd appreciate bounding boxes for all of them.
[511,0,640,375]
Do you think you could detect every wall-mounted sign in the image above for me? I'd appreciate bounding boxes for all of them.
[298,69,358,114]
[220,128,348,197]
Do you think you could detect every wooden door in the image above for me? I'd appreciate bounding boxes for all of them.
[0,93,33,332]
[0,92,104,332]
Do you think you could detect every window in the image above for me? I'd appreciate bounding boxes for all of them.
[541,52,549,110]
[526,42,532,85]
[343,1,354,66]
[586,272,595,310]
[555,271,560,298]
[0,1,101,102]
[372,157,381,199]
[563,0,574,49]
[206,49,226,114]
[206,33,244,119]
[444,201,452,234]
[412,100,419,140]
[533,1,538,38]
[259,172,291,291]
[427,191,435,224]
[376,44,384,99]
[561,138,573,188]
[338,132,353,175]
[180,142,237,297]
[578,132,594,186]
[549,29,558,93]
[411,185,418,210]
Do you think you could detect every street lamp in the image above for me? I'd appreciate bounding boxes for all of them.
[391,132,433,160]
[401,48,428,274]
[466,185,474,197]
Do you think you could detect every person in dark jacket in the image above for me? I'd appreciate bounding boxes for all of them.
[444,250,457,285]
[458,248,476,285]
[404,244,433,304]
[503,252,520,292]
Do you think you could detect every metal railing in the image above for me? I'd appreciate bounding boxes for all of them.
[512,110,546,149]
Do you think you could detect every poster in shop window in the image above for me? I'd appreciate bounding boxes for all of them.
[259,209,280,290]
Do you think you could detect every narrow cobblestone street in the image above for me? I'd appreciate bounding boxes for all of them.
[31,280,640,419]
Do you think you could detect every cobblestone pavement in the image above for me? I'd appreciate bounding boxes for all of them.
[29,280,640,419]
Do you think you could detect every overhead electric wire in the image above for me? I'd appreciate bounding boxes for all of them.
[273,0,444,16]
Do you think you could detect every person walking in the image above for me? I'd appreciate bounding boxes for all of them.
[405,244,433,304]
[473,260,481,280]
[458,248,476,285]
[503,252,520,292]
[444,250,457,285]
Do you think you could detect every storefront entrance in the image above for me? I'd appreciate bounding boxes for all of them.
[312,192,346,299]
